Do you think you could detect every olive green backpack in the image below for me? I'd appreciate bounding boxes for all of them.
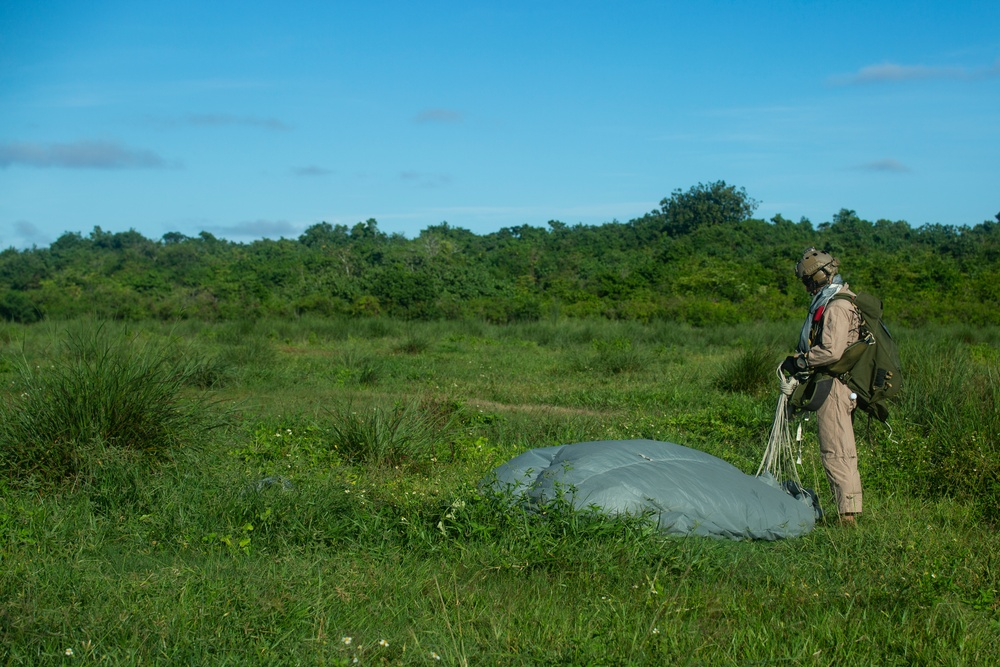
[794,292,903,421]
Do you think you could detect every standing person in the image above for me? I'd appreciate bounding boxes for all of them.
[782,248,864,525]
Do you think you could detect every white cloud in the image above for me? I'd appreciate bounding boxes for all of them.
[0,140,169,169]
[414,201,655,221]
[830,58,1000,85]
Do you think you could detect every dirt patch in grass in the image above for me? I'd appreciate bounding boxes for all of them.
[466,398,614,418]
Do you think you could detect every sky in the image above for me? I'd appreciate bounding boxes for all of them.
[2,1,999,249]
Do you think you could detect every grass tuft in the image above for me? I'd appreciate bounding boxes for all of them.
[0,322,217,484]
[588,336,648,374]
[712,346,775,395]
[324,402,441,467]
[338,346,386,386]
[394,334,430,355]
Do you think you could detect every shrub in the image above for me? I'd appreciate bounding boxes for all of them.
[0,322,217,484]
[216,335,276,385]
[192,320,277,387]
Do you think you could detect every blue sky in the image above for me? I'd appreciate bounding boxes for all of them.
[2,1,998,248]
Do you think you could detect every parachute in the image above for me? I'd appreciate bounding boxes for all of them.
[481,439,817,540]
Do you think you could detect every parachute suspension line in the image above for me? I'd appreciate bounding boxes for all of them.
[864,406,898,445]
[756,369,803,487]
[885,419,897,444]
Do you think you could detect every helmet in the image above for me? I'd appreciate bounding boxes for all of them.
[795,247,839,291]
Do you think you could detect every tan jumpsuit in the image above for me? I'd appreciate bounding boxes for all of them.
[804,287,863,515]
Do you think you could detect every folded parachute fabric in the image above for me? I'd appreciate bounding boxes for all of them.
[481,439,816,540]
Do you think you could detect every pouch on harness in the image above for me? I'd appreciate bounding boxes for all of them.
[790,292,902,421]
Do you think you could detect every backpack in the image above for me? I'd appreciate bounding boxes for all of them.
[822,292,903,421]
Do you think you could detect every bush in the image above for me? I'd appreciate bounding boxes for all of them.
[216,335,277,385]
[0,322,218,484]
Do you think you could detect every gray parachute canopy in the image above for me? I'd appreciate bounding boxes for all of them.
[481,439,816,540]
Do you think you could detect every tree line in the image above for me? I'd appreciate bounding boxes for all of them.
[2,182,999,325]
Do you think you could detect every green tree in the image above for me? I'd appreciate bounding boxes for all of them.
[298,221,350,248]
[161,231,189,244]
[660,181,759,237]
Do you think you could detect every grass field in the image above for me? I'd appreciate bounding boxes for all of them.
[1,317,998,665]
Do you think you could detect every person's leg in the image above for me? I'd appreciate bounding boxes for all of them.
[816,380,862,516]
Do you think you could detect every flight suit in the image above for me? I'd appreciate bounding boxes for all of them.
[804,287,863,515]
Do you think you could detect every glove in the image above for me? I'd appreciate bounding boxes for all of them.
[781,354,810,379]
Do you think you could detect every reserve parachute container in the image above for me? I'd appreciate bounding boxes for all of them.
[481,439,817,540]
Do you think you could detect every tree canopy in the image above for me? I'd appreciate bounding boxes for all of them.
[660,181,759,237]
[1,184,997,325]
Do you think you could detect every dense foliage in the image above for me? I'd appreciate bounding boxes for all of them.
[3,181,999,325]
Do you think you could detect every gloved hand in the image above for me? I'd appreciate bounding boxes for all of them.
[781,354,809,379]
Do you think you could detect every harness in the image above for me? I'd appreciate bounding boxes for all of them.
[789,296,863,412]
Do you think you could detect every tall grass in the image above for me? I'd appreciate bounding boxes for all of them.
[586,336,649,374]
[0,322,217,484]
[712,345,776,395]
[336,345,386,386]
[866,333,1000,521]
[324,401,444,467]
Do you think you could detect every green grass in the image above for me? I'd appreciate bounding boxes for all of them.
[0,321,220,484]
[0,317,998,665]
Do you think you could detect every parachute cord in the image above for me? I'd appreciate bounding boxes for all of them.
[757,375,803,488]
[885,420,897,444]
[865,412,899,446]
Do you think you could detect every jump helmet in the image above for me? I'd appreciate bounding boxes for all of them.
[795,247,840,292]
